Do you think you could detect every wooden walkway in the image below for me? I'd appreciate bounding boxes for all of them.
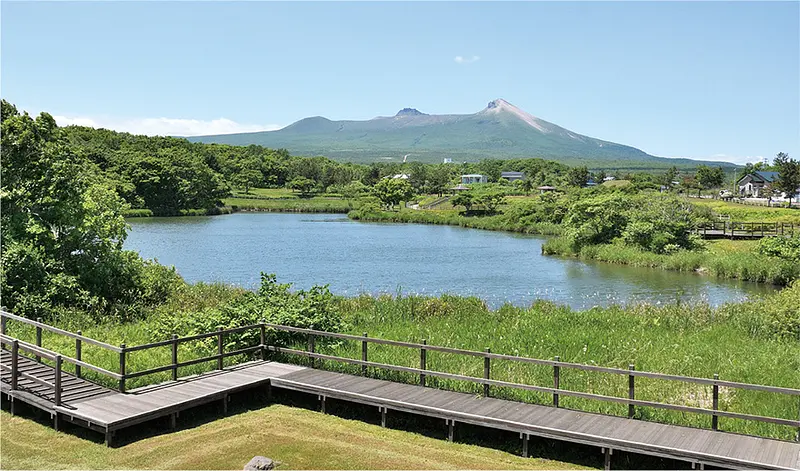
[2,351,799,469]
[2,313,799,469]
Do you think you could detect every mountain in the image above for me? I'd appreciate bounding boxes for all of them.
[188,99,734,168]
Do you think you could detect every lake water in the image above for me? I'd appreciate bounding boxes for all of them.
[125,213,774,309]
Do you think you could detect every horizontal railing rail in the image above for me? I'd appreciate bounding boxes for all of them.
[263,323,800,435]
[1,311,122,352]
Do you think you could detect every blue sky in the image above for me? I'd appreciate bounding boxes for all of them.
[2,1,798,164]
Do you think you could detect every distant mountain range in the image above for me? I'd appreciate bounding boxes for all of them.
[188,99,735,168]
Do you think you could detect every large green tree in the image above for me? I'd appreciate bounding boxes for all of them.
[1,100,179,319]
[372,178,413,210]
[774,152,799,204]
[696,165,725,195]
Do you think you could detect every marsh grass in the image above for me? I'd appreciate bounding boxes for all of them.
[542,238,800,285]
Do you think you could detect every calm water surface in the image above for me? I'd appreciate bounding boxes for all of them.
[125,213,773,309]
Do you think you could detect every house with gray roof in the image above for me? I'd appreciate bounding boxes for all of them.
[737,171,779,197]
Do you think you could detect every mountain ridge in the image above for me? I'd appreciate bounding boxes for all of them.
[188,99,736,168]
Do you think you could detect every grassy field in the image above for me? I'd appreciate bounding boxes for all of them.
[690,199,800,223]
[0,406,589,470]
[224,197,355,213]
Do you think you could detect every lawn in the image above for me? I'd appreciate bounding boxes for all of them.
[691,199,800,223]
[0,406,589,470]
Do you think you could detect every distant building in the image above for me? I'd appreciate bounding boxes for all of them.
[461,174,487,184]
[603,176,616,182]
[737,171,779,197]
[500,171,525,182]
[537,186,557,194]
[443,158,453,164]
[386,174,410,180]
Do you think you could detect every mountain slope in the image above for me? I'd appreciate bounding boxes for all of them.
[188,99,733,167]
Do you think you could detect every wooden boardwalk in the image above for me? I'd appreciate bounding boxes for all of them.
[2,313,799,469]
[2,351,799,469]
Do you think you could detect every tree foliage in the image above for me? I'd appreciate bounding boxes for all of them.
[372,178,414,210]
[1,100,181,320]
[774,152,799,203]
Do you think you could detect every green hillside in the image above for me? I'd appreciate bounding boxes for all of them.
[189,99,736,169]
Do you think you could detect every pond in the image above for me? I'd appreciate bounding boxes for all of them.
[124,213,774,309]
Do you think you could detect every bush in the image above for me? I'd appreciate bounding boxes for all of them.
[149,273,346,352]
[758,236,800,261]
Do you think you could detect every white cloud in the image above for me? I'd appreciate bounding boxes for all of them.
[52,115,283,137]
[454,55,480,64]
[704,154,766,165]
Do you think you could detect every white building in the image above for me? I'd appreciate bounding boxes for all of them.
[461,174,487,184]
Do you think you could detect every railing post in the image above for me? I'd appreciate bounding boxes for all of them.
[712,373,719,430]
[308,333,315,368]
[75,330,82,379]
[11,340,19,390]
[628,364,635,419]
[484,348,491,397]
[361,333,368,376]
[259,320,266,361]
[420,339,427,386]
[217,327,224,370]
[119,344,126,393]
[553,356,560,407]
[172,334,179,381]
[54,354,62,406]
[35,317,42,363]
[1,314,6,350]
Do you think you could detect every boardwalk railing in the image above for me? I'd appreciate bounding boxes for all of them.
[263,324,800,438]
[694,221,797,238]
[0,334,122,405]
[3,310,799,439]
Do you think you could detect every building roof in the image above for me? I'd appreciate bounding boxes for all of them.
[537,186,557,190]
[461,174,485,178]
[739,171,779,184]
[501,171,524,177]
[754,171,780,182]
[449,184,470,191]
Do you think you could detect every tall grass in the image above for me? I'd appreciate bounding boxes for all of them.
[542,237,800,285]
[6,282,799,441]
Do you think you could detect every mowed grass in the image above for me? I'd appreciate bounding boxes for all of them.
[690,199,800,223]
[0,406,587,470]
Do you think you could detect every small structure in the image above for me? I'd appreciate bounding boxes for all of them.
[500,171,525,182]
[603,176,616,182]
[461,174,487,184]
[737,171,778,197]
[443,158,453,164]
[537,186,557,194]
[385,173,410,180]
[449,184,470,193]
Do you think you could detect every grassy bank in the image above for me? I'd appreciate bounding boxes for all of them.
[225,197,355,213]
[541,237,800,285]
[348,207,563,235]
[0,406,585,470]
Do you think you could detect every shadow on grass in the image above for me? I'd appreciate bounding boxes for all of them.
[3,388,704,470]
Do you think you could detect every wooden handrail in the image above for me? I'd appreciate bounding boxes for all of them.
[0,311,122,352]
[267,345,800,428]
[0,334,122,380]
[263,324,800,396]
